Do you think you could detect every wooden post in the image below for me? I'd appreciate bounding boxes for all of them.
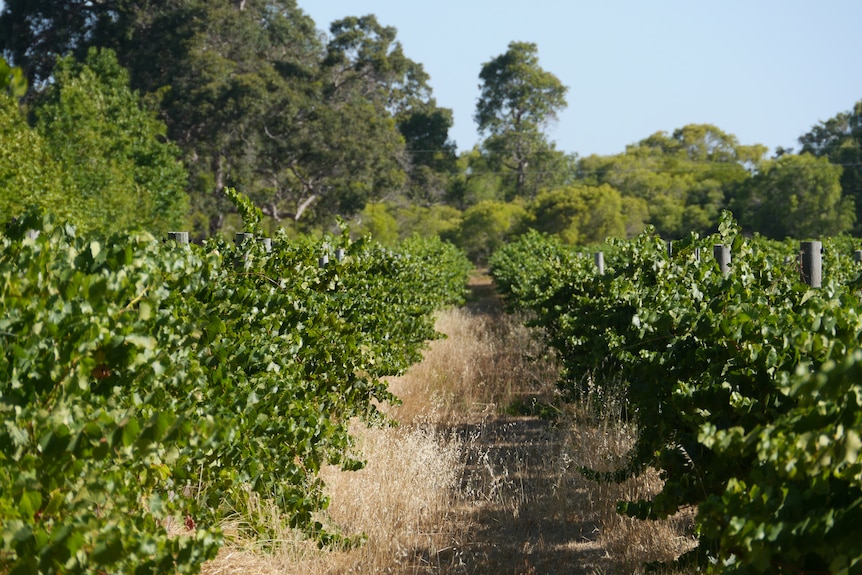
[167,231,189,244]
[713,244,730,275]
[594,252,604,275]
[800,241,822,288]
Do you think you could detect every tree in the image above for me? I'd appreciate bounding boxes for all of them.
[398,101,458,203]
[799,100,862,233]
[447,148,505,208]
[0,93,67,224]
[34,48,188,236]
[455,200,529,264]
[0,56,26,98]
[736,153,853,239]
[253,14,414,226]
[578,124,767,238]
[394,204,462,239]
[318,15,456,208]
[475,41,569,200]
[128,0,325,235]
[530,184,626,245]
[355,203,399,245]
[0,0,125,88]
[0,2,457,235]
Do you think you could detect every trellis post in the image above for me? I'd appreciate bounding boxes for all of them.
[713,244,730,275]
[594,252,604,275]
[800,241,822,288]
[167,231,189,244]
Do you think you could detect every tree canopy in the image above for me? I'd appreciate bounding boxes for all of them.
[1,49,187,236]
[799,100,862,233]
[475,41,571,200]
[0,2,858,249]
[0,2,456,236]
[734,153,853,239]
[578,124,767,238]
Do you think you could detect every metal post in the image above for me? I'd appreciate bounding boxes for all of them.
[800,241,822,288]
[713,244,730,275]
[235,232,254,246]
[167,231,189,244]
[594,252,604,275]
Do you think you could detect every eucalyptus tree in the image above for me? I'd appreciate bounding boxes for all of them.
[474,41,569,200]
[734,153,853,239]
[254,14,412,224]
[578,124,767,238]
[0,2,457,233]
[0,0,126,87]
[799,100,862,233]
[321,15,457,206]
[34,48,189,236]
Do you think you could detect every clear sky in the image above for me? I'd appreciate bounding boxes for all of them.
[302,0,862,158]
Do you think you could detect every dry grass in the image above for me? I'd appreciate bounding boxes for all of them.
[384,306,558,425]
[558,398,698,573]
[200,273,697,574]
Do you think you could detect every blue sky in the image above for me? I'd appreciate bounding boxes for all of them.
[303,0,862,158]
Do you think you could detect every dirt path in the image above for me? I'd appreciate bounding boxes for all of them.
[427,274,614,575]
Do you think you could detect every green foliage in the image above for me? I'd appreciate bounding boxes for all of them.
[0,1,458,234]
[394,204,463,240]
[456,200,529,264]
[799,100,862,234]
[34,48,188,237]
[0,57,27,98]
[578,124,766,238]
[224,187,262,232]
[0,210,471,573]
[530,184,626,244]
[448,149,505,207]
[475,41,570,199]
[735,153,853,238]
[491,212,862,573]
[356,203,399,246]
[0,95,68,224]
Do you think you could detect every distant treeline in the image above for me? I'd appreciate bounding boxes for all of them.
[1,2,860,258]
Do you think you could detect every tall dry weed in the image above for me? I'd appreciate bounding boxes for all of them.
[201,422,464,575]
[557,394,698,573]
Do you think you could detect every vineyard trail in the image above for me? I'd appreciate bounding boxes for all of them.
[435,274,613,574]
[202,271,691,575]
